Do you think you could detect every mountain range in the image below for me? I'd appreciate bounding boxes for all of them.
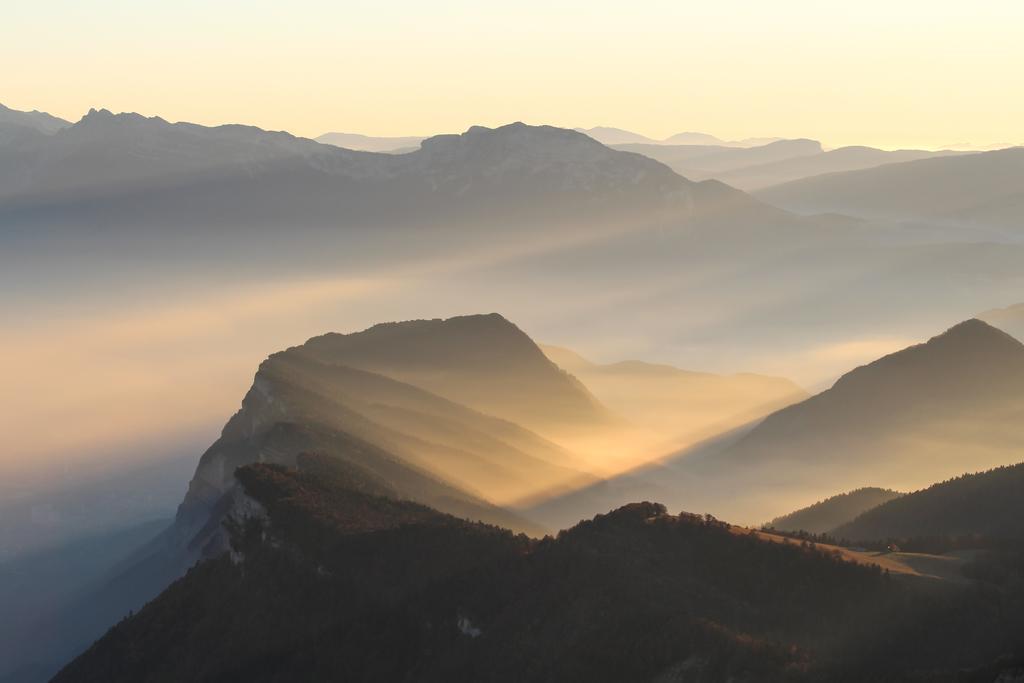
[525,319,1024,529]
[575,126,783,148]
[0,112,746,234]
[757,146,1024,235]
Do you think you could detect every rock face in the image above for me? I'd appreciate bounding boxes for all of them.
[175,314,605,551]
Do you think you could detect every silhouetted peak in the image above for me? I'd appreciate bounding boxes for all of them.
[828,318,1024,396]
[420,122,604,154]
[930,318,1019,347]
[77,108,168,129]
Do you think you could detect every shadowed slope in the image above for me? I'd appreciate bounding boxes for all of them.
[833,462,1024,541]
[54,455,1024,683]
[767,488,904,534]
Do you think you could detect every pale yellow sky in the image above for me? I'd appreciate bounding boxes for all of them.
[4,1,1023,148]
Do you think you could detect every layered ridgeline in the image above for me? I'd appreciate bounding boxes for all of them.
[54,454,1024,682]
[833,463,1024,542]
[756,146,1024,234]
[315,131,425,153]
[767,488,904,535]
[0,102,70,136]
[527,319,1024,529]
[0,111,758,230]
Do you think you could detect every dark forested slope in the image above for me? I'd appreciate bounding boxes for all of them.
[55,454,1024,683]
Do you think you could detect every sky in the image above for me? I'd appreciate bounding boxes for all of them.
[4,0,1023,149]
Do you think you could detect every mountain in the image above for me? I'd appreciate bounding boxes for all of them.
[299,316,610,438]
[22,314,610,681]
[315,131,425,153]
[526,319,1024,529]
[177,314,596,546]
[541,344,806,449]
[700,319,1024,497]
[0,103,70,135]
[767,488,903,534]
[712,146,967,191]
[663,131,729,145]
[613,138,823,180]
[979,302,1024,343]
[577,127,784,148]
[52,453,1024,682]
[573,126,659,145]
[832,462,1024,542]
[1,115,743,231]
[756,146,1024,234]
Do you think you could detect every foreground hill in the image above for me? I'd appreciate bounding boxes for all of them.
[53,453,1024,682]
[768,488,904,534]
[833,463,1024,542]
[756,146,1024,234]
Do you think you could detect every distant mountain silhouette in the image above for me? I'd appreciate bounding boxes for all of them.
[573,126,660,145]
[979,302,1024,344]
[1,115,756,230]
[767,488,903,534]
[0,102,70,135]
[663,131,730,146]
[315,131,425,152]
[712,146,967,191]
[832,462,1024,542]
[52,453,1024,682]
[704,319,1024,491]
[756,146,1024,233]
[576,127,784,148]
[612,138,822,180]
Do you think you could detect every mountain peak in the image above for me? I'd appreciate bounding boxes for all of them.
[929,317,1019,346]
[78,108,167,127]
[293,313,609,432]
[830,318,1024,396]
